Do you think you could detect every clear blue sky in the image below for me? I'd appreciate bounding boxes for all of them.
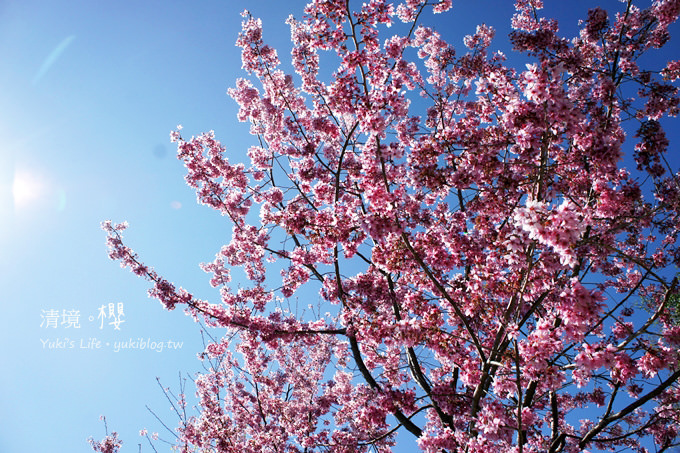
[0,1,677,452]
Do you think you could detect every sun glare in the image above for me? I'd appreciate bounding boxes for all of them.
[12,170,45,208]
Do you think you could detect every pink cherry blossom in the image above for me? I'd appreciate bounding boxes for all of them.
[100,1,680,452]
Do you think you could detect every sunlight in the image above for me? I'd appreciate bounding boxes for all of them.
[12,169,46,208]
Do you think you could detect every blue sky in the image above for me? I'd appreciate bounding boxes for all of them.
[0,1,308,451]
[0,1,678,452]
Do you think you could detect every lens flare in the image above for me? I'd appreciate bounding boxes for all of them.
[12,170,45,208]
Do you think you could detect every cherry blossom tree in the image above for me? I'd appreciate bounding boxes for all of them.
[102,0,680,451]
